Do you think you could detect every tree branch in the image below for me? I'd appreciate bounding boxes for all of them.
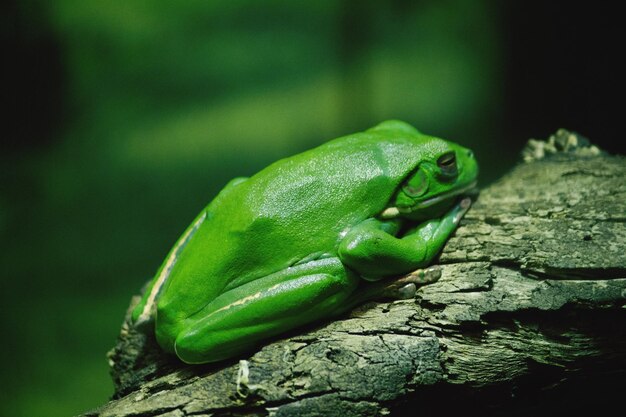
[83,130,626,417]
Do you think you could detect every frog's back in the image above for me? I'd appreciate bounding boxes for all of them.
[224,130,437,277]
[157,124,439,324]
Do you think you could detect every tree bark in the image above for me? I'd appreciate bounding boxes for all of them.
[83,130,626,417]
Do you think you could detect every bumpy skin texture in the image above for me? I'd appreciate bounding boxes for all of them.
[131,120,478,364]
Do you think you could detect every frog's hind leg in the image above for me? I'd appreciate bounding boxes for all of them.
[132,176,249,326]
[169,257,359,364]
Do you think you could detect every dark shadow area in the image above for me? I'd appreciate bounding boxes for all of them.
[391,306,626,417]
[501,1,624,155]
[2,0,66,154]
[391,370,625,417]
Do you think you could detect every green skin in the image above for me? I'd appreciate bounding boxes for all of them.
[131,120,479,364]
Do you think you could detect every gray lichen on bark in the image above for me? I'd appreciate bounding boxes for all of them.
[84,131,626,417]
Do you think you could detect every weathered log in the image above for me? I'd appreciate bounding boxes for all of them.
[83,130,626,417]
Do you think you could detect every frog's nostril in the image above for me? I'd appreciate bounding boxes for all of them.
[467,150,473,158]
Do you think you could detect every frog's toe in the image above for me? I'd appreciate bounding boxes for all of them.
[377,266,442,299]
[405,265,442,284]
[396,283,417,299]
[452,197,472,224]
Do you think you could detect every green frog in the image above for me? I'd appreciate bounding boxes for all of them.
[132,120,479,364]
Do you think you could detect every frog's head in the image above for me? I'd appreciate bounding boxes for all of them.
[381,135,479,221]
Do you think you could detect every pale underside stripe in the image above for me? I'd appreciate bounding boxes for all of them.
[137,211,207,322]
[207,282,283,318]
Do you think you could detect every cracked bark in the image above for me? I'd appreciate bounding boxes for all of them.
[83,130,626,417]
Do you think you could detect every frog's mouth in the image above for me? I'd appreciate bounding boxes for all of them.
[412,180,478,210]
[380,181,478,218]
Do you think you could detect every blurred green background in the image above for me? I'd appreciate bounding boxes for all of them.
[1,1,622,416]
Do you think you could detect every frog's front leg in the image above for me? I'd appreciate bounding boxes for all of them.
[162,257,358,364]
[338,197,471,281]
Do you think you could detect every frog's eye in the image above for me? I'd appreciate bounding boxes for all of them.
[402,168,428,197]
[437,151,458,178]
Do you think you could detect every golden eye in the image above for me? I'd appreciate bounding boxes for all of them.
[437,152,457,178]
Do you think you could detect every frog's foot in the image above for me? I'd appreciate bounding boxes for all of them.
[452,197,472,224]
[380,266,442,299]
